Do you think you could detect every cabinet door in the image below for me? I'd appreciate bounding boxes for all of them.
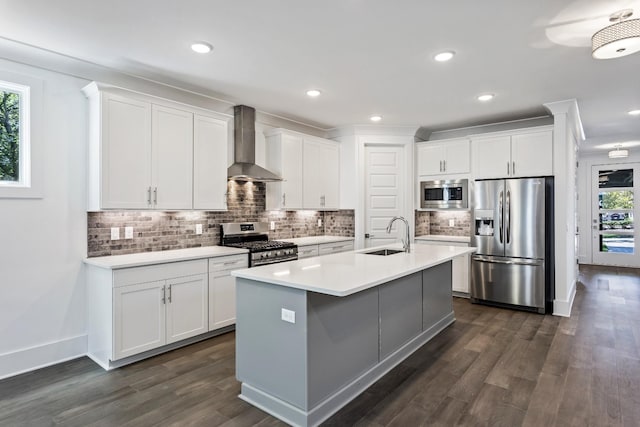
[297,244,319,259]
[165,274,208,344]
[472,136,512,179]
[511,130,553,177]
[417,143,446,176]
[303,139,323,209]
[318,241,355,255]
[444,139,470,174]
[101,94,152,209]
[281,133,304,209]
[152,105,193,210]
[193,114,228,210]
[209,271,237,330]
[321,142,340,209]
[113,280,166,360]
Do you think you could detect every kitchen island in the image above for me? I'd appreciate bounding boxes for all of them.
[232,244,475,427]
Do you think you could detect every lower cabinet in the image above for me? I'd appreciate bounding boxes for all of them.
[297,244,320,259]
[297,240,355,259]
[208,254,248,330]
[415,239,470,295]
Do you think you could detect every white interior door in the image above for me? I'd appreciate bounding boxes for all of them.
[364,145,406,248]
[591,164,640,267]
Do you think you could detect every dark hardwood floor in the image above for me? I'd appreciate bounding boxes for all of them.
[1,265,639,426]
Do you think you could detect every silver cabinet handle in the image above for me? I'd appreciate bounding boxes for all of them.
[153,187,158,205]
[443,159,446,172]
[147,187,152,206]
[161,286,166,304]
[439,160,443,172]
[365,233,375,238]
[282,193,286,207]
[472,255,542,267]
[507,162,510,175]
[167,284,172,303]
[512,161,516,175]
[223,260,238,265]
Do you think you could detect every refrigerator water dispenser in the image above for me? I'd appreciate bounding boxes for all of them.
[474,210,494,236]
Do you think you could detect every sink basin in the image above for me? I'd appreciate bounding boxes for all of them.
[363,248,405,256]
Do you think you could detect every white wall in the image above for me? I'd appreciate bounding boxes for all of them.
[0,59,89,378]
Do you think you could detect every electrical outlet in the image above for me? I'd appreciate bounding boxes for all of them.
[110,227,120,240]
[449,219,455,227]
[124,226,133,239]
[270,221,276,231]
[317,218,322,227]
[281,308,296,324]
[195,224,203,235]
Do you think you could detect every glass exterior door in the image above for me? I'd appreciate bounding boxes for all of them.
[592,165,639,267]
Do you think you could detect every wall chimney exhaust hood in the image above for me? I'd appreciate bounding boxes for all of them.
[227,105,282,182]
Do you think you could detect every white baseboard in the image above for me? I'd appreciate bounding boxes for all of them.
[553,280,577,317]
[0,334,87,380]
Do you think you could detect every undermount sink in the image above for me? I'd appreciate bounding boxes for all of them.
[363,248,405,256]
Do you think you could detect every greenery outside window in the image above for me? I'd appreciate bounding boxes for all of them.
[0,79,30,187]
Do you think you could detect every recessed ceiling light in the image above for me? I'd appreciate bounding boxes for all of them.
[370,115,382,122]
[477,93,495,102]
[434,51,455,62]
[629,109,640,116]
[191,42,213,54]
[306,89,321,97]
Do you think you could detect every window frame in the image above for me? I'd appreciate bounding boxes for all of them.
[0,69,42,199]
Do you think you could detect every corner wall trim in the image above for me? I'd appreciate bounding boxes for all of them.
[553,279,577,317]
[0,334,87,380]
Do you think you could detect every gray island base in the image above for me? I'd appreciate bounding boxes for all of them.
[236,260,454,427]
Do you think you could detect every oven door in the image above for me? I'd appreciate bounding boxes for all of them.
[250,253,298,267]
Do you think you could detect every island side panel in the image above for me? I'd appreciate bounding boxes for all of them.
[423,261,453,330]
[306,288,379,408]
[236,278,308,410]
[379,272,423,360]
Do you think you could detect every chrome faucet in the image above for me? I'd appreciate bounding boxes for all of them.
[386,216,411,253]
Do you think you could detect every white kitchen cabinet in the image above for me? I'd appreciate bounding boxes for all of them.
[416,138,470,177]
[414,238,470,295]
[208,254,249,330]
[193,114,229,210]
[83,82,230,211]
[472,127,552,179]
[318,240,355,255]
[265,129,340,211]
[265,131,304,210]
[165,273,208,344]
[297,244,320,259]
[152,105,193,210]
[113,280,166,360]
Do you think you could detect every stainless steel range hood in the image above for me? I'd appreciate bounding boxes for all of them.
[227,105,282,182]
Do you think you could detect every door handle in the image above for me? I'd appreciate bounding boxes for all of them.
[498,190,504,243]
[282,193,286,207]
[161,286,166,304]
[153,187,158,205]
[506,190,511,244]
[472,255,542,267]
[439,160,443,172]
[512,161,516,175]
[167,284,172,303]
[507,162,510,176]
[147,187,152,206]
[365,233,375,238]
[443,159,446,172]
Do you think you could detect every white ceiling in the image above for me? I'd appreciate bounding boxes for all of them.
[2,0,640,152]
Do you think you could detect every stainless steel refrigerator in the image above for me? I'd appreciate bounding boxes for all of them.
[470,177,554,313]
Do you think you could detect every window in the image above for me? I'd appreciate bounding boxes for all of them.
[0,79,30,187]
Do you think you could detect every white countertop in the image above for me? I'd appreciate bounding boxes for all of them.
[232,243,475,297]
[415,235,471,243]
[275,235,354,246]
[84,246,248,269]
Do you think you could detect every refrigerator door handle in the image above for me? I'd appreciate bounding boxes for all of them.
[472,255,543,267]
[506,190,511,244]
[498,190,504,243]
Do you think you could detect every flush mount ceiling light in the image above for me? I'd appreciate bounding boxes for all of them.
[191,42,213,53]
[629,109,640,116]
[477,93,495,102]
[592,9,640,59]
[434,51,455,62]
[608,144,629,158]
[306,89,321,97]
[370,115,382,122]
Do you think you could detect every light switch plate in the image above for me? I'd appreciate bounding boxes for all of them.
[124,226,133,239]
[110,227,120,240]
[449,219,455,227]
[317,218,322,227]
[270,221,276,231]
[281,308,296,324]
[195,224,203,235]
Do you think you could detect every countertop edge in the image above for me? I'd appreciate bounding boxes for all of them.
[84,247,249,269]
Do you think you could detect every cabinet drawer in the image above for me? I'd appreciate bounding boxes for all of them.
[298,245,320,259]
[209,254,249,272]
[113,259,207,287]
[318,241,355,255]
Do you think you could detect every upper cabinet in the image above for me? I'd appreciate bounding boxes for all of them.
[265,129,340,210]
[83,82,229,211]
[416,138,470,177]
[471,127,553,179]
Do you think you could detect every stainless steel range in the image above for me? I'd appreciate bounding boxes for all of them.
[220,222,297,267]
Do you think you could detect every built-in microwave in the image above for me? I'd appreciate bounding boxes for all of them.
[420,179,468,209]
